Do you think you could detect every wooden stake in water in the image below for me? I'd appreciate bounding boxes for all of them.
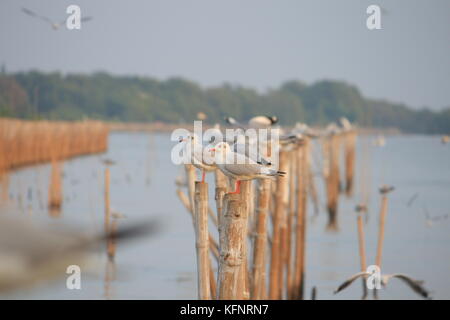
[293,143,308,299]
[194,182,211,300]
[325,134,340,231]
[356,210,368,299]
[374,186,394,299]
[218,193,246,299]
[269,150,288,300]
[251,179,271,299]
[345,131,357,197]
[48,159,62,217]
[214,169,228,225]
[104,167,111,234]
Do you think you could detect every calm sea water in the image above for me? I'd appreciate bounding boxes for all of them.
[1,132,449,300]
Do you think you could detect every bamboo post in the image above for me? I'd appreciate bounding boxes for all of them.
[278,153,291,300]
[185,164,196,213]
[176,188,219,262]
[356,212,368,299]
[217,193,246,300]
[104,167,111,234]
[325,134,340,231]
[48,159,62,217]
[251,179,271,299]
[293,142,308,299]
[375,195,389,268]
[238,180,252,300]
[214,170,228,225]
[194,182,211,300]
[269,150,288,300]
[345,131,357,197]
[286,150,297,298]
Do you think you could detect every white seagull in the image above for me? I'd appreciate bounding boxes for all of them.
[209,142,285,194]
[21,7,93,30]
[179,133,216,183]
[334,271,430,299]
[224,115,278,129]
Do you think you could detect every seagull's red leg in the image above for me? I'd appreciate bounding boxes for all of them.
[229,180,241,194]
[201,170,206,183]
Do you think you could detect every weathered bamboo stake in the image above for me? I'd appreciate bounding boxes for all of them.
[292,142,308,300]
[278,152,291,299]
[356,212,368,299]
[236,180,251,300]
[0,172,9,203]
[208,258,217,299]
[217,193,246,300]
[104,167,111,234]
[214,170,228,226]
[286,150,297,298]
[48,159,62,217]
[269,150,288,300]
[194,182,211,300]
[185,164,196,213]
[374,191,390,299]
[325,134,340,231]
[345,131,357,197]
[251,179,271,299]
[107,219,118,260]
[375,195,389,269]
[176,188,219,261]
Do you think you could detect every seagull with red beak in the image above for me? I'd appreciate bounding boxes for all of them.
[210,142,285,194]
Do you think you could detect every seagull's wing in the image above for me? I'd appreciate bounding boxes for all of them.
[334,272,370,294]
[21,7,53,24]
[387,274,430,299]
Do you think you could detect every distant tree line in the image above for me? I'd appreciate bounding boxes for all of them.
[0,71,448,133]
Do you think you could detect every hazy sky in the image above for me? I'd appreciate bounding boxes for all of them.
[1,0,449,110]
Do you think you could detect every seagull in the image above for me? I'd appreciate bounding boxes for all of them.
[339,117,352,131]
[224,115,278,129]
[373,136,386,147]
[424,208,449,227]
[248,116,278,129]
[210,142,285,194]
[334,271,430,299]
[0,216,160,293]
[325,122,341,136]
[355,203,368,213]
[101,159,116,166]
[232,134,272,166]
[179,133,216,183]
[379,185,395,195]
[21,7,93,30]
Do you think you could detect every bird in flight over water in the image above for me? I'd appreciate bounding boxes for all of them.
[21,7,93,30]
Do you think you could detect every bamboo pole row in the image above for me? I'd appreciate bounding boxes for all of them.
[176,127,357,300]
[176,138,323,300]
[0,118,108,172]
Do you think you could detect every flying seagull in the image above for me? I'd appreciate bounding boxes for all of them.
[334,271,430,299]
[0,216,160,293]
[21,7,93,30]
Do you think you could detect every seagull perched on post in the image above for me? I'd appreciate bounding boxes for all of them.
[21,7,93,30]
[179,133,216,183]
[209,142,285,194]
[224,115,278,129]
[379,185,395,195]
[334,271,430,299]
